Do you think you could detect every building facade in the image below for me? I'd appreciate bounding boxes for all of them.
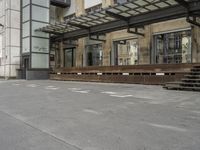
[0,0,20,78]
[0,0,200,83]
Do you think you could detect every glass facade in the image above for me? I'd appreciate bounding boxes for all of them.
[22,0,50,69]
[154,30,192,64]
[114,39,139,66]
[85,44,103,66]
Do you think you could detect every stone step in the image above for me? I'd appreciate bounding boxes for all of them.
[191,68,200,72]
[190,72,200,75]
[185,75,200,79]
[182,78,200,83]
[164,84,200,91]
[193,66,200,69]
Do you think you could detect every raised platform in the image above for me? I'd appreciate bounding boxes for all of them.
[50,64,200,85]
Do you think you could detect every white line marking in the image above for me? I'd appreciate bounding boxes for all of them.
[110,95,133,98]
[73,90,90,94]
[101,91,117,94]
[27,84,38,88]
[45,86,59,90]
[147,123,187,132]
[12,83,20,86]
[68,88,81,91]
[83,109,102,115]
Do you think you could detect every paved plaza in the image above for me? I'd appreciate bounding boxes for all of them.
[0,80,200,150]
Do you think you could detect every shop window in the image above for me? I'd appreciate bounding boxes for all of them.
[114,39,139,66]
[153,30,192,64]
[85,44,103,66]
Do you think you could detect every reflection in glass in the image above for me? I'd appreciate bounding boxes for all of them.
[154,30,191,64]
[114,39,139,66]
[85,44,103,66]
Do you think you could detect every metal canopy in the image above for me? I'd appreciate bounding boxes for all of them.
[37,0,200,40]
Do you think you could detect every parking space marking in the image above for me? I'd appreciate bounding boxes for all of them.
[101,91,117,95]
[73,90,90,94]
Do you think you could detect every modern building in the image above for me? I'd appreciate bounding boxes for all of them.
[0,0,200,85]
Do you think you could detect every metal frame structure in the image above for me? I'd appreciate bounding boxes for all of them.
[37,0,200,41]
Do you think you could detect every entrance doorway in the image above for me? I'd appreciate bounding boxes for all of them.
[64,48,75,68]
[22,57,29,79]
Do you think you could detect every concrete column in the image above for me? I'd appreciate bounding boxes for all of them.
[102,0,113,66]
[75,0,85,67]
[192,26,200,63]
[59,41,64,67]
[138,25,152,64]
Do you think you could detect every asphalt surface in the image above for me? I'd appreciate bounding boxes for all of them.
[0,80,200,150]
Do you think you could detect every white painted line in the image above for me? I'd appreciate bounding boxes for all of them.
[73,90,90,94]
[97,73,102,76]
[77,73,82,75]
[123,73,129,76]
[83,109,102,115]
[110,95,133,98]
[101,91,117,94]
[156,73,165,76]
[68,88,81,91]
[27,84,38,88]
[147,123,187,132]
[45,86,59,90]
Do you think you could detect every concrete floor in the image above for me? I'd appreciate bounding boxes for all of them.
[0,80,200,150]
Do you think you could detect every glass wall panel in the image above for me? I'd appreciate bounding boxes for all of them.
[32,53,49,68]
[32,6,49,22]
[32,37,49,53]
[32,0,49,7]
[85,44,103,66]
[154,30,192,64]
[114,39,139,65]
[22,37,30,53]
[32,21,49,38]
[23,21,30,37]
[22,6,30,22]
[23,0,30,7]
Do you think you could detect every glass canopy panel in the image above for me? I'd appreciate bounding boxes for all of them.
[116,5,129,11]
[155,2,170,8]
[120,13,131,17]
[124,3,138,9]
[146,5,158,11]
[134,0,148,6]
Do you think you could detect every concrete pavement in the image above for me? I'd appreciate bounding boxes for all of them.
[0,80,200,150]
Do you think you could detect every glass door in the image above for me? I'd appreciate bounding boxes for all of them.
[64,48,75,68]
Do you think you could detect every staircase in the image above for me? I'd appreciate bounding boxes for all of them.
[164,66,200,91]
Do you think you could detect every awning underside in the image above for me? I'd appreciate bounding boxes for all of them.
[37,0,199,38]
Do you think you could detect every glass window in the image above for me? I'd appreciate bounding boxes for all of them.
[85,44,103,66]
[32,6,49,23]
[32,0,49,7]
[32,53,49,68]
[22,0,30,7]
[22,6,30,22]
[154,30,192,64]
[114,39,139,65]
[32,37,49,53]
[32,21,49,38]
[23,21,30,37]
[22,37,30,53]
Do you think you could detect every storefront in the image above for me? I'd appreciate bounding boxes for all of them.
[153,29,192,64]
